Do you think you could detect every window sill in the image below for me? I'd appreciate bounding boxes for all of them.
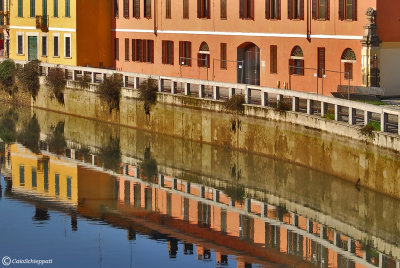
[270,72,278,75]
[290,18,303,21]
[240,18,254,21]
[267,18,281,21]
[316,18,328,21]
[53,56,60,58]
[220,18,227,20]
[64,56,72,59]
[16,53,25,56]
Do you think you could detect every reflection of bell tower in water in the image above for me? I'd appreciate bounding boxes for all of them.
[361,8,381,88]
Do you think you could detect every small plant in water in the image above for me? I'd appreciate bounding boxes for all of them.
[46,67,66,105]
[138,78,158,115]
[98,73,122,113]
[0,59,18,95]
[17,60,41,100]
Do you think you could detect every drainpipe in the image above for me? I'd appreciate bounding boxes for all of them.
[153,0,158,35]
[307,0,311,41]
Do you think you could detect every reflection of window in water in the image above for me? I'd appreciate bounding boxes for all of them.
[183,243,193,255]
[44,161,49,192]
[32,167,37,188]
[145,187,152,211]
[134,184,141,208]
[67,176,72,199]
[19,165,25,186]
[55,174,60,196]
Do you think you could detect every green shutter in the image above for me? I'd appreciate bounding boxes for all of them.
[18,0,23,17]
[54,0,58,17]
[30,0,35,17]
[65,0,70,17]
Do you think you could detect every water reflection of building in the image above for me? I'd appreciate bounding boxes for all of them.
[7,144,400,268]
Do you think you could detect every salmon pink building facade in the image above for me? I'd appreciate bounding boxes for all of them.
[113,0,400,96]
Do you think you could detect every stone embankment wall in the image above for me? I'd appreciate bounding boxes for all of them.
[27,84,400,200]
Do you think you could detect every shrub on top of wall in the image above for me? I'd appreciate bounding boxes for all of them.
[98,73,122,113]
[46,67,66,105]
[138,78,158,115]
[0,59,18,95]
[16,60,41,101]
[224,94,245,116]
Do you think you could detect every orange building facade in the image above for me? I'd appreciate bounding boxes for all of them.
[113,0,400,96]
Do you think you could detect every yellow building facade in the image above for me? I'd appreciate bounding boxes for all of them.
[8,0,112,68]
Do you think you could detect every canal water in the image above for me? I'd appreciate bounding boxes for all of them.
[0,104,399,268]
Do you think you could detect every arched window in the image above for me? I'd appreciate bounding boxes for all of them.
[198,42,210,68]
[341,48,356,80]
[289,46,304,75]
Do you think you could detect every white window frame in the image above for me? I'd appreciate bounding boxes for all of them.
[41,33,48,57]
[64,33,72,59]
[53,33,60,58]
[16,32,24,55]
[26,32,39,61]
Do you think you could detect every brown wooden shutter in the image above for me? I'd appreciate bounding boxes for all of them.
[188,42,192,66]
[150,40,154,63]
[166,0,171,18]
[207,0,210,18]
[220,43,227,69]
[123,0,129,18]
[318,47,325,77]
[278,0,281,19]
[326,0,330,20]
[312,0,317,19]
[289,59,294,75]
[338,0,344,20]
[270,45,277,73]
[197,0,201,17]
[179,41,183,65]
[288,0,293,19]
[206,54,210,68]
[250,0,254,19]
[162,41,166,64]
[131,39,136,61]
[300,59,304,75]
[115,38,119,61]
[353,0,357,21]
[125,38,129,61]
[221,0,227,19]
[300,0,304,19]
[239,0,244,18]
[197,53,202,67]
[344,62,353,79]
[183,0,188,18]
[145,0,151,18]
[265,0,270,19]
[171,42,174,65]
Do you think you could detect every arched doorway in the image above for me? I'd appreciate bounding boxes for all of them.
[237,42,260,85]
[341,48,356,80]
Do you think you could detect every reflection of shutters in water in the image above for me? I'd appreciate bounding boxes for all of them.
[244,47,260,85]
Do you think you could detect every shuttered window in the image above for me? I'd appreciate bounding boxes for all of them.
[239,0,254,20]
[266,0,281,19]
[183,0,189,19]
[133,0,140,18]
[220,0,227,19]
[197,0,210,19]
[53,35,59,57]
[270,45,277,73]
[220,43,227,69]
[123,0,129,18]
[288,0,304,20]
[144,0,151,18]
[18,0,23,17]
[162,40,174,65]
[179,41,191,66]
[17,34,23,55]
[317,47,325,78]
[30,0,35,17]
[114,0,119,17]
[344,62,353,80]
[54,0,58,17]
[312,0,329,20]
[65,36,71,58]
[166,0,171,18]
[131,39,154,63]
[65,0,70,17]
[339,0,356,21]
[115,38,119,60]
[42,36,47,56]
[125,38,129,61]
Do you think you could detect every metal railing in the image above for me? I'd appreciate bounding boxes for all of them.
[12,59,400,137]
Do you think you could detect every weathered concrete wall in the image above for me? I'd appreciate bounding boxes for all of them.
[27,105,400,258]
[31,86,400,200]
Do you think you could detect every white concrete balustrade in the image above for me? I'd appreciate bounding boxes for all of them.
[13,60,400,136]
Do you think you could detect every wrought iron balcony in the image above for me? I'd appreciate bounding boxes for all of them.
[36,15,49,32]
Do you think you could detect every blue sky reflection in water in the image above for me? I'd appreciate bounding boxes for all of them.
[0,175,240,268]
